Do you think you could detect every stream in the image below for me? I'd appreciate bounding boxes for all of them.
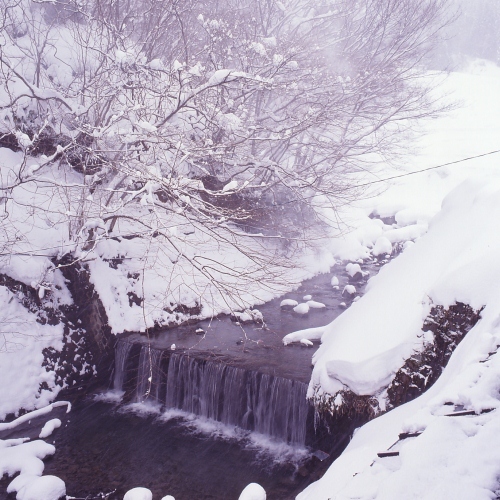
[39,258,387,499]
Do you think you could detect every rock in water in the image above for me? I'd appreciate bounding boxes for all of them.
[293,303,310,315]
[307,300,325,309]
[280,298,298,308]
[124,487,153,500]
[342,285,356,297]
[12,476,66,500]
[238,482,266,500]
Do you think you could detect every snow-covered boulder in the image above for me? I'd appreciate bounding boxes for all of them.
[39,419,61,439]
[11,475,66,500]
[280,298,298,308]
[293,303,310,315]
[342,285,356,297]
[307,300,326,309]
[124,487,153,500]
[238,482,266,500]
[345,263,363,279]
[330,276,339,287]
[372,236,392,256]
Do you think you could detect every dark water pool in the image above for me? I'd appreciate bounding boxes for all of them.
[43,399,315,500]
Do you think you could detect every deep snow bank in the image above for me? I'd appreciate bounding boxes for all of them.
[310,176,500,400]
[299,176,500,499]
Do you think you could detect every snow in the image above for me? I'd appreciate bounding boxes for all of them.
[123,487,153,500]
[280,299,298,307]
[283,326,324,346]
[300,339,313,347]
[372,236,392,256]
[238,482,266,500]
[307,300,325,309]
[0,286,65,419]
[0,439,54,477]
[222,180,238,192]
[293,303,310,315]
[342,285,356,296]
[38,419,61,439]
[311,177,500,398]
[345,263,362,277]
[0,402,70,432]
[302,295,312,300]
[299,62,500,500]
[330,276,339,287]
[10,475,66,500]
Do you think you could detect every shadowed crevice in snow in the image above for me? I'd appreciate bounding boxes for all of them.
[387,302,483,408]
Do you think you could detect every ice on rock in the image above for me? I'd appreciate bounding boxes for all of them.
[280,299,298,308]
[330,276,339,287]
[307,300,325,309]
[238,482,266,500]
[124,487,153,500]
[373,236,392,256]
[293,303,310,314]
[300,338,313,347]
[303,295,312,300]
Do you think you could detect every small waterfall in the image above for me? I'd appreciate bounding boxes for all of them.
[114,341,311,445]
[113,341,133,391]
[136,346,163,402]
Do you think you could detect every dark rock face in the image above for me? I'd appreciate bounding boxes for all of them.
[307,389,380,456]
[50,257,116,397]
[0,271,99,406]
[387,302,483,408]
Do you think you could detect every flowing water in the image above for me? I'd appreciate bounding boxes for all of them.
[115,346,311,445]
[42,259,388,499]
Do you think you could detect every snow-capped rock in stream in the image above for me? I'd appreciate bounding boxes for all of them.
[124,487,153,500]
[238,482,266,500]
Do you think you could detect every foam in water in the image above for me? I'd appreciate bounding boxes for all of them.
[114,341,311,446]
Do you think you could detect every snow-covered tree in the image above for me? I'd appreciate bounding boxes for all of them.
[0,0,453,323]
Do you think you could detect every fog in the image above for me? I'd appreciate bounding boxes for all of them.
[435,0,500,68]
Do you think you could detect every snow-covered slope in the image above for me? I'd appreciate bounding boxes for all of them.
[300,178,500,499]
[298,61,500,499]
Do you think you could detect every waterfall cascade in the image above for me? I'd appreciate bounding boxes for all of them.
[114,340,311,445]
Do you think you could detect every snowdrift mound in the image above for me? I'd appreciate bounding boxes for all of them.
[300,176,500,499]
[309,176,500,406]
